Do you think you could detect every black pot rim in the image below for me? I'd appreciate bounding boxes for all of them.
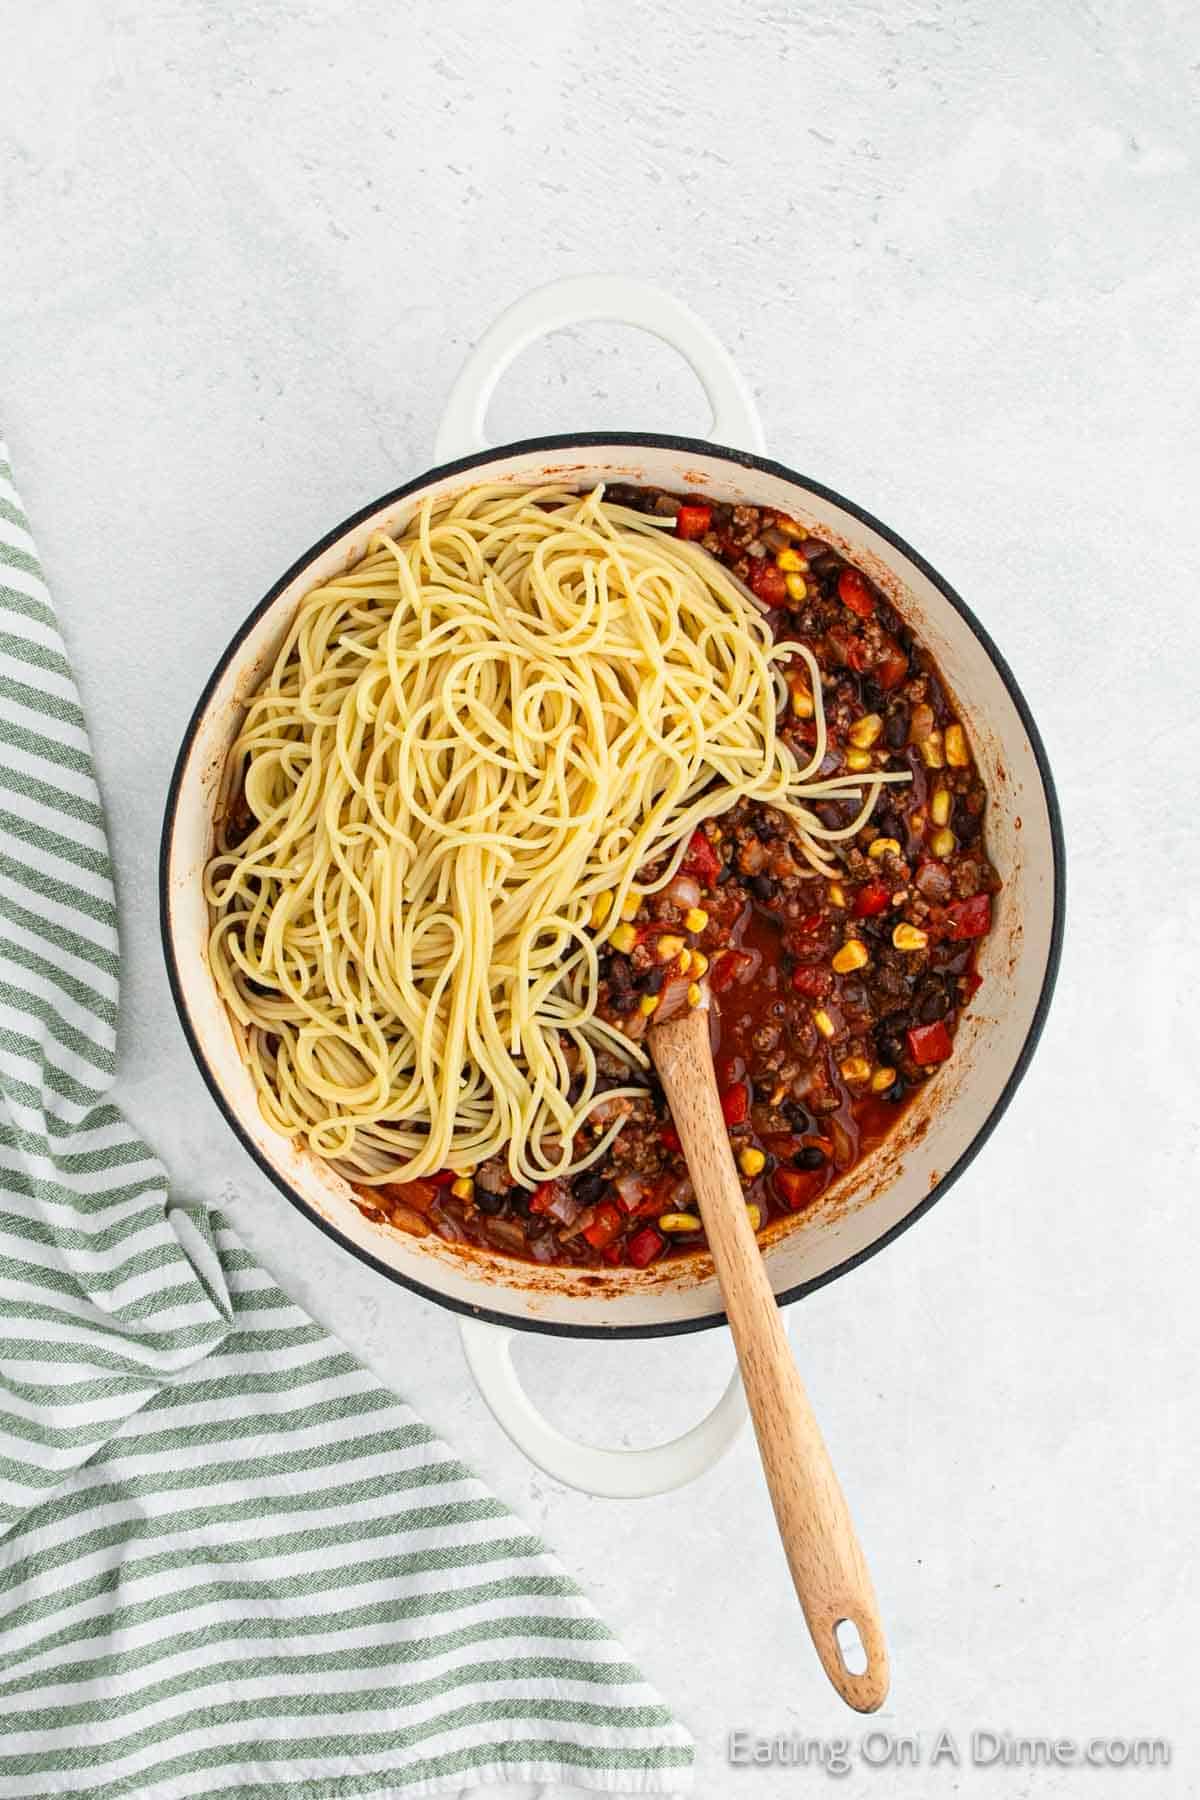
[159,430,1065,1341]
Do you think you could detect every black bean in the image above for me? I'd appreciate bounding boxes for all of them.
[749,873,776,902]
[753,813,777,842]
[884,704,910,750]
[874,1010,911,1065]
[784,1102,815,1134]
[915,977,951,1023]
[566,1075,584,1104]
[860,677,885,713]
[474,1188,506,1216]
[573,1173,607,1208]
[509,1188,532,1217]
[953,795,982,845]
[793,1144,827,1170]
[640,963,668,994]
[881,1078,906,1105]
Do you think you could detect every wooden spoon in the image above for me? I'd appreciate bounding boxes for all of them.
[650,1001,890,1713]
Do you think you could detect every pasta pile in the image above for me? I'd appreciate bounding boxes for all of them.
[205,484,901,1183]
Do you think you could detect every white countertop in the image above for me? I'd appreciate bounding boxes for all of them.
[2,3,1196,1793]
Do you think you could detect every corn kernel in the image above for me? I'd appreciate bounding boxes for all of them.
[656,934,685,961]
[845,748,873,772]
[812,1009,836,1039]
[686,982,704,1008]
[775,515,804,538]
[684,906,709,934]
[868,837,901,861]
[677,948,693,975]
[777,547,806,572]
[931,828,957,859]
[619,891,641,921]
[658,1212,702,1233]
[738,1146,766,1177]
[945,723,969,767]
[785,572,808,601]
[788,674,815,719]
[451,1177,474,1201]
[848,712,883,749]
[746,1203,763,1232]
[919,731,945,769]
[609,922,638,953]
[892,922,928,952]
[930,786,952,827]
[827,882,847,908]
[590,890,614,928]
[639,993,660,1016]
[840,1056,872,1084]
[871,1065,897,1092]
[832,939,869,974]
[690,951,709,977]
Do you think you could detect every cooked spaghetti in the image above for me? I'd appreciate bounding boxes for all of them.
[205,483,908,1185]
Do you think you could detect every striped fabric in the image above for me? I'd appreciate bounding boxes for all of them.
[0,438,692,1798]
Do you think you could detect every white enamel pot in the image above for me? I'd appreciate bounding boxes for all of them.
[161,275,1064,1500]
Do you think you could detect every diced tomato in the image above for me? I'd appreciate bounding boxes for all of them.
[582,1200,623,1251]
[796,912,824,935]
[709,947,752,993]
[906,1020,953,1065]
[749,559,788,605]
[791,963,832,999]
[719,1082,749,1126]
[838,567,875,618]
[378,1178,438,1214]
[602,1242,625,1266]
[851,880,892,919]
[945,893,992,940]
[429,1169,457,1187]
[628,1226,665,1268]
[659,1122,682,1153]
[675,503,712,540]
[875,637,909,691]
[528,1180,564,1215]
[680,828,721,886]
[774,1166,825,1211]
[963,969,983,997]
[826,624,871,673]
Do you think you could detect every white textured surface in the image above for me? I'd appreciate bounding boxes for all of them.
[1,3,1197,1794]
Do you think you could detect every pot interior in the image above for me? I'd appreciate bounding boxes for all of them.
[163,439,1059,1334]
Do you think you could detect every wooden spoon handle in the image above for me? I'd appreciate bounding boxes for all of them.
[651,1007,890,1713]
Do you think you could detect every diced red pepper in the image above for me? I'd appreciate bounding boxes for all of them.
[659,1122,682,1153]
[719,1082,749,1127]
[875,637,909,691]
[709,947,752,993]
[851,880,892,919]
[528,1180,564,1215]
[774,1166,825,1211]
[791,963,832,999]
[628,1226,665,1268]
[838,567,875,618]
[945,893,992,940]
[749,559,788,605]
[429,1169,457,1188]
[906,1020,953,1065]
[582,1200,624,1251]
[680,828,721,886]
[602,1242,625,1266]
[675,503,712,540]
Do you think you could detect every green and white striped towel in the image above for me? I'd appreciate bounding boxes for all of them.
[0,438,693,1799]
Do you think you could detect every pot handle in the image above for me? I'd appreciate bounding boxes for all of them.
[459,1315,749,1498]
[434,274,765,463]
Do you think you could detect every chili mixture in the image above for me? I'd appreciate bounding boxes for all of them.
[355,487,999,1268]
